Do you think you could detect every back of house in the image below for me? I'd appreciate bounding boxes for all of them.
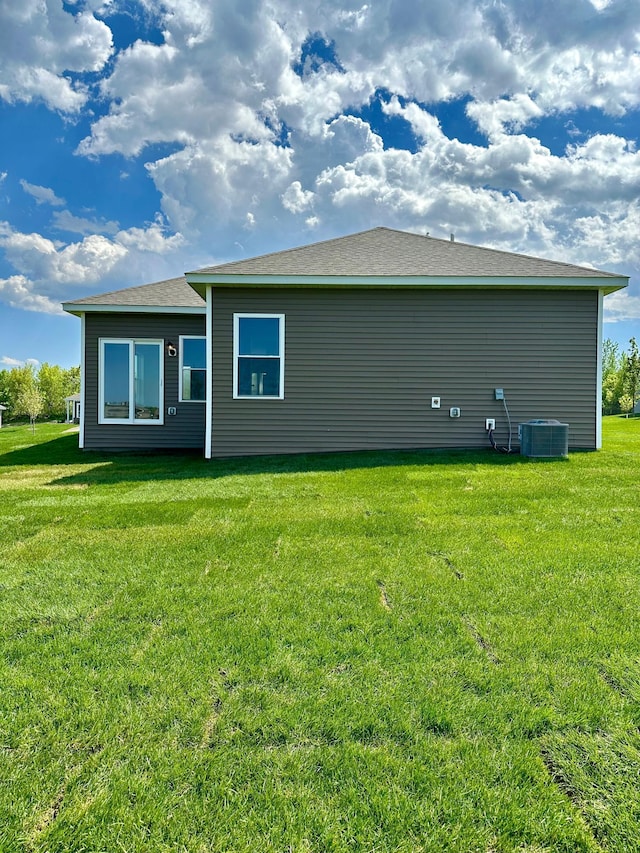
[62,227,628,458]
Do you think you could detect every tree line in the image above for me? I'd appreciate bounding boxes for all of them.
[0,363,80,425]
[602,337,640,416]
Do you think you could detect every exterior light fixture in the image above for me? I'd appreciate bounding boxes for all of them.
[167,341,177,357]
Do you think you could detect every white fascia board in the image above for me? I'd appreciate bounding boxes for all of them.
[62,303,206,316]
[79,313,86,449]
[186,274,628,294]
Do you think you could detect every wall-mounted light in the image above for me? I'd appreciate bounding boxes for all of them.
[167,341,177,357]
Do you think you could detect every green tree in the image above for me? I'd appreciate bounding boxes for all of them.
[603,338,620,380]
[37,362,66,419]
[622,337,640,413]
[0,369,10,411]
[64,365,81,392]
[0,364,37,419]
[602,338,624,415]
[37,362,79,419]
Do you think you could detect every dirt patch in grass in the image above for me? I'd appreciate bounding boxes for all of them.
[428,550,464,580]
[376,579,392,611]
[598,667,635,701]
[464,617,500,663]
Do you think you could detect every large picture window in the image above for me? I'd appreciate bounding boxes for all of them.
[233,314,284,399]
[99,339,163,424]
[180,336,206,402]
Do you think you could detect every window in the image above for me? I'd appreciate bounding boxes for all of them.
[99,339,163,424]
[233,314,284,399]
[180,336,206,401]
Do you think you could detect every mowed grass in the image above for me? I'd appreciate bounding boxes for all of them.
[1,420,640,853]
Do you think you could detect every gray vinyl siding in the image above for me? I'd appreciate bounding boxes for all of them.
[211,287,598,456]
[84,313,205,450]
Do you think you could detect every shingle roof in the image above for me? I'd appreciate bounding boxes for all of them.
[62,227,627,315]
[189,227,622,280]
[64,275,204,310]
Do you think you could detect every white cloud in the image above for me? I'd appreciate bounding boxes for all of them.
[282,181,315,214]
[20,180,66,207]
[115,220,185,253]
[0,217,190,313]
[0,274,62,314]
[0,1,113,111]
[146,136,293,236]
[65,0,640,257]
[466,95,544,140]
[52,210,120,236]
[604,291,640,323]
[0,354,42,368]
[0,224,127,286]
[1,0,640,323]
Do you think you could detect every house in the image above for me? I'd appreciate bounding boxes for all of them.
[62,227,628,458]
[64,393,81,424]
[0,404,6,428]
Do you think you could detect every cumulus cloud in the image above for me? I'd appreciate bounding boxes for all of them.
[282,181,315,214]
[115,220,185,253]
[2,0,640,323]
[0,216,190,314]
[0,274,62,314]
[67,1,640,254]
[0,0,113,111]
[0,224,127,286]
[466,95,544,140]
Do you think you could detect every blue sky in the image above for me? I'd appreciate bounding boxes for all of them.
[1,0,640,369]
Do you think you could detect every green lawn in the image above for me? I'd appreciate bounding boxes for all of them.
[1,419,640,852]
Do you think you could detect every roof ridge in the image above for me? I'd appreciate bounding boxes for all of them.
[187,226,396,274]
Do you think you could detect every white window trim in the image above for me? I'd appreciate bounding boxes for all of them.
[79,313,86,448]
[98,338,164,425]
[233,313,285,400]
[179,335,206,403]
[205,288,213,459]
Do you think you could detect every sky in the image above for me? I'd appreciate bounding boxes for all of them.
[1,0,640,370]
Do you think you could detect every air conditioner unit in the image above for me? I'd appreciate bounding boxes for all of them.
[519,419,569,458]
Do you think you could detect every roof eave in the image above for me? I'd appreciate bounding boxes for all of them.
[62,303,206,317]
[186,273,629,298]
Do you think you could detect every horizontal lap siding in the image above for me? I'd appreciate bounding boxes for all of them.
[84,313,206,450]
[212,288,598,456]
